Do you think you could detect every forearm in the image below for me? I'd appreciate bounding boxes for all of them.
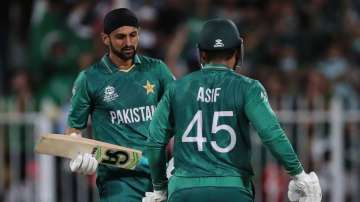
[146,86,173,190]
[146,145,168,190]
[259,125,303,176]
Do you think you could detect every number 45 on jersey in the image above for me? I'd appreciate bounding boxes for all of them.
[182,110,236,153]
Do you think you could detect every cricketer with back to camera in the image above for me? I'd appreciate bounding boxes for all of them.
[65,8,174,202]
[143,18,322,202]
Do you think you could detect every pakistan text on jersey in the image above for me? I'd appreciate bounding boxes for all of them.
[110,105,156,124]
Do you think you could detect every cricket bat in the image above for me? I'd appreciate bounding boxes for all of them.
[35,133,142,170]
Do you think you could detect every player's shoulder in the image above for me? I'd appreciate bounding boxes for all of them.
[72,62,108,88]
[173,70,199,85]
[81,60,109,77]
[136,55,174,81]
[176,69,258,85]
[231,73,266,96]
[137,55,166,66]
[229,71,258,85]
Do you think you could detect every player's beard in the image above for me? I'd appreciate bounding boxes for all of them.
[109,41,137,61]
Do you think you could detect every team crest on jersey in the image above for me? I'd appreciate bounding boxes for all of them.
[143,80,155,95]
[103,85,119,102]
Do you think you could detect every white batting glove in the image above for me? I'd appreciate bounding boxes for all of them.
[69,132,82,137]
[288,171,322,202]
[142,190,167,202]
[288,180,302,201]
[69,153,98,175]
[166,158,174,179]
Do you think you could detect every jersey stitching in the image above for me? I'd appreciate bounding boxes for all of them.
[101,57,113,74]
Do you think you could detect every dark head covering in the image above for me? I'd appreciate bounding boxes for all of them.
[103,8,139,34]
[198,18,242,51]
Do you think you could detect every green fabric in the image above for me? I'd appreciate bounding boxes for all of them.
[168,176,253,200]
[30,9,93,106]
[147,146,168,190]
[67,54,174,181]
[244,82,303,175]
[30,9,93,71]
[147,63,303,190]
[41,75,75,106]
[30,10,65,70]
[146,83,173,189]
[169,186,253,202]
[97,175,152,202]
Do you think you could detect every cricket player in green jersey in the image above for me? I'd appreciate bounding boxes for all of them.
[143,18,322,202]
[65,8,174,202]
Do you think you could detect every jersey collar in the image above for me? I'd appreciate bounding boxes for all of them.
[202,63,233,71]
[101,54,141,74]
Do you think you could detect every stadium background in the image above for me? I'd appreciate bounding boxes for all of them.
[0,0,359,201]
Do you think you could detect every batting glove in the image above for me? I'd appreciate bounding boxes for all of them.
[69,153,98,175]
[288,171,322,202]
[166,157,174,179]
[142,190,167,202]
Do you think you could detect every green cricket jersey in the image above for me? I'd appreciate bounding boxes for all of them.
[147,64,303,191]
[67,54,174,179]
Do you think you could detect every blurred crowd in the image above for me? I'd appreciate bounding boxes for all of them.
[0,0,360,112]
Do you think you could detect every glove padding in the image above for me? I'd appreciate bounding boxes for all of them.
[166,158,174,179]
[288,171,322,202]
[142,190,167,202]
[69,153,98,175]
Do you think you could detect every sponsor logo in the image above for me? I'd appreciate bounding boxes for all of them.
[103,85,119,102]
[214,39,224,48]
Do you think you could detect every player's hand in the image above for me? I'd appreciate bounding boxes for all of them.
[69,153,98,175]
[69,132,82,137]
[288,171,322,202]
[142,190,167,202]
